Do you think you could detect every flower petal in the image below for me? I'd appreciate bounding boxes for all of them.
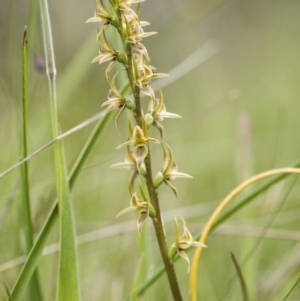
[169,171,193,179]
[164,179,178,198]
[116,139,132,149]
[137,211,148,234]
[153,121,164,138]
[158,111,182,119]
[133,145,148,170]
[116,206,136,218]
[189,241,207,248]
[115,105,126,129]
[178,250,191,273]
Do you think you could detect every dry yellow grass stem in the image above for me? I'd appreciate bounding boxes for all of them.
[189,167,300,301]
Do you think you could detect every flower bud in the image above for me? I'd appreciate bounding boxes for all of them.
[116,51,128,65]
[144,113,154,128]
[125,99,136,111]
[168,243,177,260]
[110,16,119,29]
[154,171,164,188]
[148,203,156,218]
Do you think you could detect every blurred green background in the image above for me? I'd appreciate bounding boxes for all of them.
[1,0,300,300]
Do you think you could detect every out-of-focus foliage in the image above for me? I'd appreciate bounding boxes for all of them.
[1,0,300,300]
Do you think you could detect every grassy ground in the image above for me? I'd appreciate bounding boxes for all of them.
[0,0,300,300]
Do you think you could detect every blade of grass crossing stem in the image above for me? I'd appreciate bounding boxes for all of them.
[39,0,81,300]
[69,110,114,187]
[124,160,300,300]
[21,26,42,301]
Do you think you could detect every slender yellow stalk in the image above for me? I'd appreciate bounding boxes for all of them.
[189,167,300,301]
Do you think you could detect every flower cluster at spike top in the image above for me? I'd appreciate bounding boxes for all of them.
[87,0,206,272]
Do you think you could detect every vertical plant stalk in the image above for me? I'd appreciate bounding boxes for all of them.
[20,27,43,301]
[39,0,81,301]
[189,167,300,301]
[114,11,183,301]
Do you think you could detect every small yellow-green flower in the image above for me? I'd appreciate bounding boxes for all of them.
[86,0,118,27]
[146,87,181,137]
[125,14,157,45]
[116,190,156,233]
[133,53,168,99]
[111,145,143,193]
[154,144,192,198]
[111,145,137,170]
[117,125,159,169]
[102,73,135,128]
[168,217,206,272]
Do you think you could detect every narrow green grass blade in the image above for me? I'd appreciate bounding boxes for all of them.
[69,111,113,187]
[39,0,81,299]
[4,282,13,301]
[9,203,58,301]
[20,26,42,301]
[282,274,300,301]
[55,139,81,301]
[130,255,144,301]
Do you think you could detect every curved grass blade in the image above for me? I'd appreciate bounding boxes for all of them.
[189,168,300,301]
[21,26,42,301]
[214,159,300,229]
[124,160,300,300]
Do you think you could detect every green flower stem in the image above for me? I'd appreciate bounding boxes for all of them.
[115,9,142,126]
[115,11,183,301]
